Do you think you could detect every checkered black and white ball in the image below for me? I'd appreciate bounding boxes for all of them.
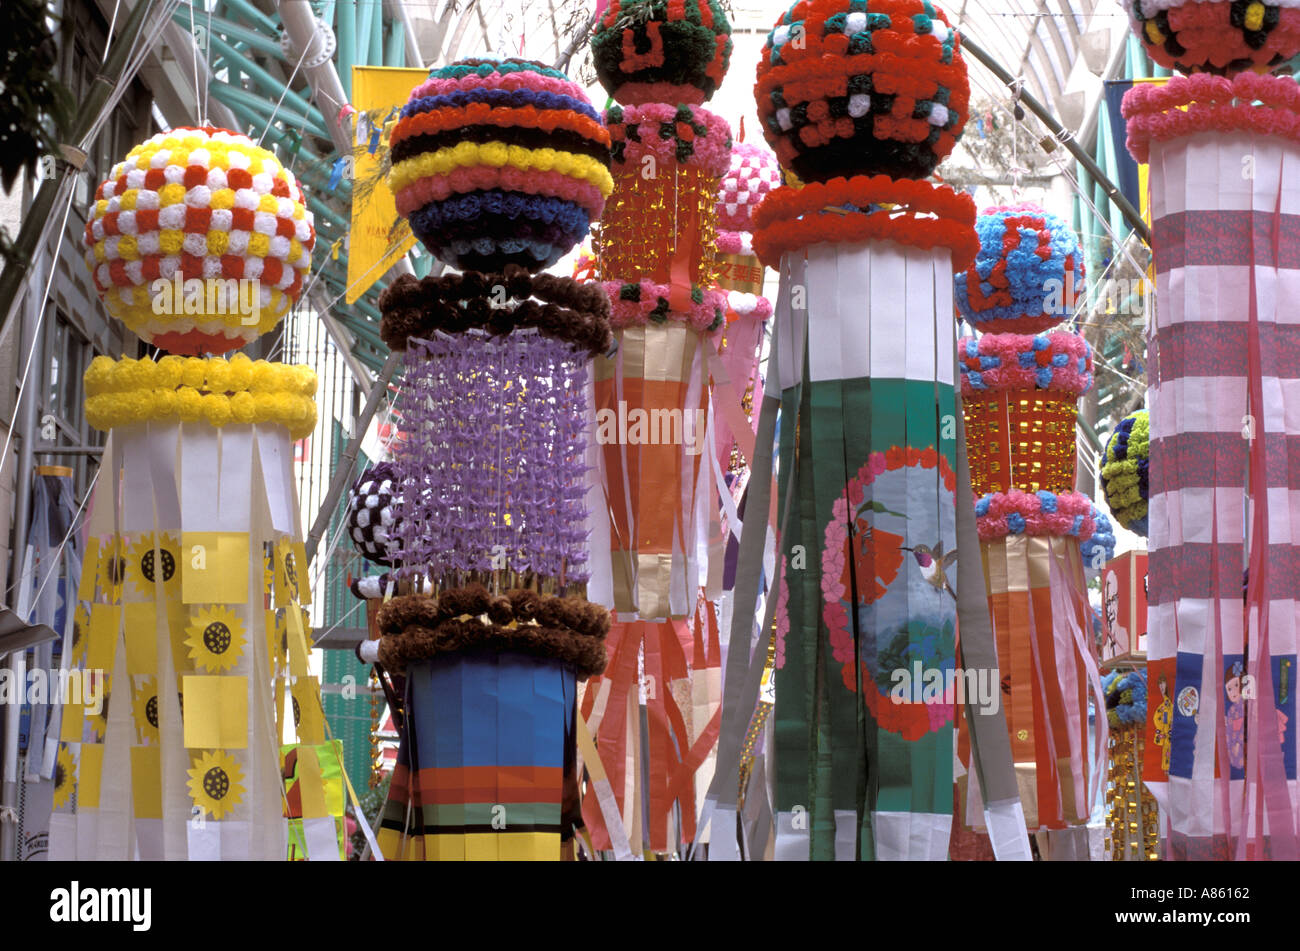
[345,462,401,566]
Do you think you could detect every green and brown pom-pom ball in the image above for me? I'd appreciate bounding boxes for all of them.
[592,0,733,105]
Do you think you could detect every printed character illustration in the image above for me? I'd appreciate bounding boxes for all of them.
[1225,661,1245,771]
[1153,672,1173,773]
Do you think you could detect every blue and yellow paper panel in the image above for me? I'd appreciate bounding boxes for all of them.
[378,654,575,861]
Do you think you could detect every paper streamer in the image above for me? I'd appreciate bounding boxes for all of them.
[770,241,959,860]
[1142,128,1300,860]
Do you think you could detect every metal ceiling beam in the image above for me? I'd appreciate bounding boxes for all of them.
[959,31,1150,245]
[384,0,425,69]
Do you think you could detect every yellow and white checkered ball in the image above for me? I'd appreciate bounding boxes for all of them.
[83,126,315,355]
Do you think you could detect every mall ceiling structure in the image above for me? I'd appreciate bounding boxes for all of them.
[94,0,1137,386]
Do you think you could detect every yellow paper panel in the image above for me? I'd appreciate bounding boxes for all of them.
[497,832,560,861]
[464,832,500,861]
[265,609,282,668]
[78,537,100,601]
[285,607,311,679]
[346,65,426,303]
[122,602,159,676]
[295,746,330,820]
[430,833,466,861]
[60,702,84,743]
[85,604,119,674]
[130,745,163,819]
[322,740,346,817]
[273,539,311,607]
[291,542,310,605]
[181,532,250,604]
[77,744,104,809]
[290,676,325,745]
[167,601,193,672]
[182,676,249,750]
[275,676,287,744]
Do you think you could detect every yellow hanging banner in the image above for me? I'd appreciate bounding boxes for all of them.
[345,66,428,304]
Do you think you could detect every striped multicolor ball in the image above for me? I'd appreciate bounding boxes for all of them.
[715,142,781,232]
[955,204,1085,335]
[1128,0,1300,76]
[83,126,314,355]
[388,58,613,273]
[592,0,733,106]
[1101,409,1150,537]
[756,0,969,183]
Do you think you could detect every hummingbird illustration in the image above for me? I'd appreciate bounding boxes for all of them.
[900,542,958,600]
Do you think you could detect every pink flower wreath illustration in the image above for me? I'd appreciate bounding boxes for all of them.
[821,445,958,741]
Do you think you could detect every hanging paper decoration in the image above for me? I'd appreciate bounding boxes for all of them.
[1126,0,1300,76]
[53,127,349,861]
[1100,409,1150,537]
[82,127,313,355]
[954,204,1085,335]
[1102,669,1159,861]
[578,0,735,859]
[956,255,1107,836]
[591,25,733,599]
[374,57,613,861]
[1125,51,1300,859]
[713,142,779,473]
[707,142,780,814]
[752,0,977,861]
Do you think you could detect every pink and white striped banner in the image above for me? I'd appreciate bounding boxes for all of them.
[1145,130,1300,860]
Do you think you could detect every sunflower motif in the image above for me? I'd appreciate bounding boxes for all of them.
[263,547,274,598]
[68,603,90,668]
[184,606,245,673]
[97,537,128,602]
[87,687,110,740]
[132,677,160,743]
[52,744,75,810]
[282,549,300,602]
[187,750,245,820]
[127,533,180,598]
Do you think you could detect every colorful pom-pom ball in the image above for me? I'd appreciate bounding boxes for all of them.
[755,0,970,183]
[955,204,1085,334]
[715,142,782,232]
[83,127,315,356]
[1128,0,1300,76]
[346,462,402,566]
[592,0,733,106]
[1101,409,1150,536]
[388,58,613,273]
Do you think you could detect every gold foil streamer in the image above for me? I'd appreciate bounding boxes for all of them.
[1105,724,1160,860]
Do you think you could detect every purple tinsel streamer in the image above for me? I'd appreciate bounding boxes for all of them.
[391,328,591,586]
